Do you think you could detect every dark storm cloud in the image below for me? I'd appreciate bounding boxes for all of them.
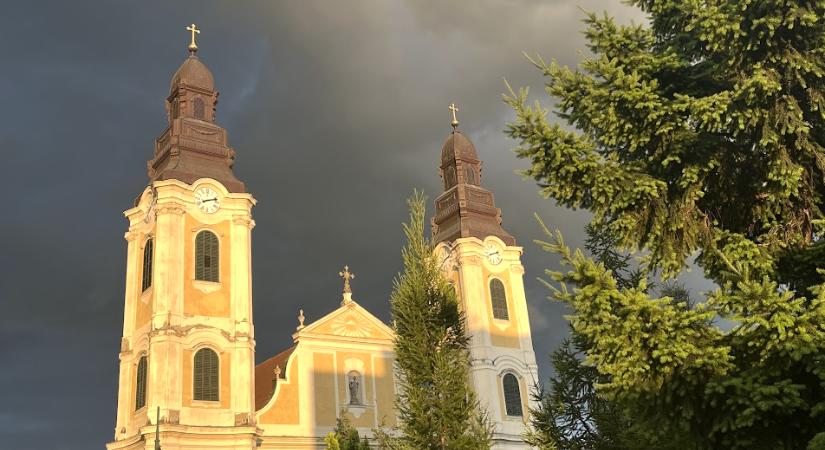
[0,1,658,448]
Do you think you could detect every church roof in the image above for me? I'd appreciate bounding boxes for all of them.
[147,49,246,193]
[441,130,479,164]
[432,126,516,246]
[254,345,295,411]
[170,54,214,93]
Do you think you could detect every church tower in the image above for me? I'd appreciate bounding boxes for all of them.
[432,106,539,449]
[108,26,259,449]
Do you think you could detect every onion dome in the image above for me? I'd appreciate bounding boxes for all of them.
[170,54,214,93]
[441,130,479,165]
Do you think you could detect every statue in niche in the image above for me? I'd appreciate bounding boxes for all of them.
[348,373,360,405]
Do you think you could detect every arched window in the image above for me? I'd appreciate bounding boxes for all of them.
[490,279,509,320]
[502,373,522,417]
[141,238,153,292]
[193,348,219,401]
[193,97,205,120]
[195,231,219,282]
[347,370,362,405]
[465,166,477,185]
[135,355,148,410]
[444,165,457,189]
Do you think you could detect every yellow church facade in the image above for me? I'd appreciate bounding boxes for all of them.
[107,27,538,450]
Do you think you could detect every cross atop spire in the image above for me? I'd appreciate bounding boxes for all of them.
[449,103,460,129]
[186,23,201,54]
[339,265,355,294]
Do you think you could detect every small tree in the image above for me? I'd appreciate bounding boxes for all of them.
[389,191,492,450]
[326,415,370,450]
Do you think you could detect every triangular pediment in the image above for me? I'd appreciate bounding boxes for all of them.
[296,299,394,342]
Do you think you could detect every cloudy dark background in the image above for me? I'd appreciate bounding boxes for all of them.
[0,1,715,448]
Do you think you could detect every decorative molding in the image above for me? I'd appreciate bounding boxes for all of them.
[329,313,374,338]
[120,337,130,353]
[192,280,221,294]
[458,255,483,266]
[155,203,186,216]
[509,264,525,275]
[232,215,253,228]
[234,412,254,426]
[343,403,369,419]
[149,322,236,343]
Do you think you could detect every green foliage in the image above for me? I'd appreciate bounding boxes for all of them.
[528,224,691,450]
[388,192,492,450]
[534,222,825,448]
[809,432,825,450]
[325,432,341,450]
[504,1,825,277]
[506,2,825,447]
[526,337,619,450]
[328,415,370,450]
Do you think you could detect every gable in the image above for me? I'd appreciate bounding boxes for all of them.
[297,300,394,343]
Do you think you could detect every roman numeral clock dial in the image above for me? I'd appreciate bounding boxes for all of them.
[195,187,220,214]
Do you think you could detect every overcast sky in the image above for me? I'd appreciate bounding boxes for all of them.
[0,1,716,448]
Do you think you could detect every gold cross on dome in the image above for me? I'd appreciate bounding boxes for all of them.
[449,103,459,129]
[339,265,355,294]
[186,23,201,54]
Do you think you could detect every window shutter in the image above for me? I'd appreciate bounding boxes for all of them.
[194,348,219,401]
[135,356,148,410]
[141,239,153,292]
[195,231,219,282]
[490,279,509,320]
[503,373,522,417]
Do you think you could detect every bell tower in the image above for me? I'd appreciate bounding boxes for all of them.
[108,25,259,450]
[432,106,539,449]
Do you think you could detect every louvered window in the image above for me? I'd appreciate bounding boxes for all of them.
[135,356,148,410]
[141,238,153,292]
[502,373,522,417]
[193,348,219,401]
[194,98,205,120]
[195,231,219,282]
[465,166,477,185]
[490,279,509,320]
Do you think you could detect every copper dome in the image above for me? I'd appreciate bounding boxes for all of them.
[170,55,214,92]
[441,130,479,164]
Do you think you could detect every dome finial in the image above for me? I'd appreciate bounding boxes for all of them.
[186,23,201,54]
[449,103,460,129]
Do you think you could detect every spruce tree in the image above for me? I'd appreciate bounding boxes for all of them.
[527,225,692,450]
[388,192,492,450]
[505,1,825,447]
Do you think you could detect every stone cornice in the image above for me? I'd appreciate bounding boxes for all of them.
[155,202,186,216]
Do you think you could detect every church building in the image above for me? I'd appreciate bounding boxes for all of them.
[107,26,539,450]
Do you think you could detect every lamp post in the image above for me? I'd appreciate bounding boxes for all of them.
[154,406,161,450]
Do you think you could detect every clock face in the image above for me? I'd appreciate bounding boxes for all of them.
[485,244,502,265]
[194,187,220,214]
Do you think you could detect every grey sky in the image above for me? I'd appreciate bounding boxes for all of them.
[0,1,713,448]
